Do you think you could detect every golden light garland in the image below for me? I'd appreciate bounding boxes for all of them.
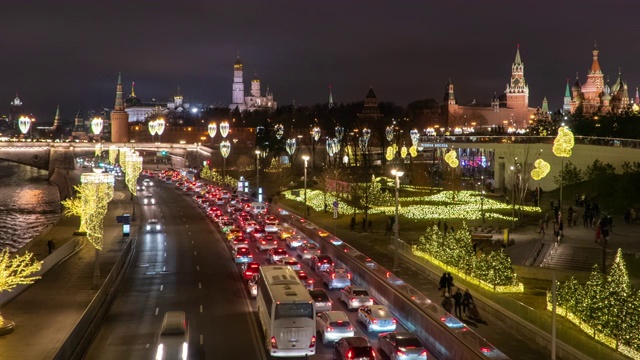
[109,145,118,165]
[409,145,418,158]
[385,146,396,161]
[0,249,42,326]
[444,149,459,168]
[125,153,142,195]
[531,158,551,180]
[553,126,575,157]
[401,145,408,159]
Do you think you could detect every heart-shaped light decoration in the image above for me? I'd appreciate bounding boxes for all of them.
[531,158,551,180]
[553,126,574,157]
[148,120,158,136]
[220,141,231,158]
[18,116,31,134]
[91,117,103,135]
[335,126,344,141]
[445,149,459,168]
[410,129,419,147]
[220,121,230,138]
[286,138,297,155]
[275,124,284,139]
[208,122,217,138]
[385,126,394,142]
[401,145,408,159]
[409,145,418,158]
[312,127,321,141]
[386,146,396,161]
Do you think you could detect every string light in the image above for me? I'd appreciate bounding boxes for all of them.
[445,149,459,168]
[531,158,550,180]
[0,249,42,326]
[553,126,575,157]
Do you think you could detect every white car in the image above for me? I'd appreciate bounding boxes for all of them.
[142,194,156,205]
[316,311,355,344]
[156,311,189,360]
[377,332,428,360]
[264,221,279,233]
[275,256,301,271]
[142,178,153,187]
[286,234,306,249]
[146,219,162,232]
[340,286,374,310]
[357,305,397,332]
[296,242,321,260]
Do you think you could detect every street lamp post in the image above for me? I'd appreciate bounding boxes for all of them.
[220,141,231,179]
[255,149,261,194]
[391,169,404,272]
[156,118,165,144]
[303,155,310,217]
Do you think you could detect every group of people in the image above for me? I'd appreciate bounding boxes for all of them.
[350,216,373,233]
[438,272,476,319]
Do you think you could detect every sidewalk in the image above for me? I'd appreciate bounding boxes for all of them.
[0,176,136,360]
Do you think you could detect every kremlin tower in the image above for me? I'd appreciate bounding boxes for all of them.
[110,72,129,142]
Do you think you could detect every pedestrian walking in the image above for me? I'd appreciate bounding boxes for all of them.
[571,211,578,227]
[384,217,391,235]
[361,217,366,232]
[544,212,550,229]
[568,206,574,227]
[446,272,454,294]
[441,296,453,313]
[47,239,55,254]
[538,219,545,235]
[462,289,473,316]
[350,216,356,232]
[595,223,602,243]
[443,221,448,235]
[368,219,372,233]
[631,208,637,224]
[453,288,463,318]
[437,219,442,231]
[602,225,610,244]
[439,273,448,296]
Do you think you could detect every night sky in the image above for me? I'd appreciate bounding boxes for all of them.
[2,0,639,123]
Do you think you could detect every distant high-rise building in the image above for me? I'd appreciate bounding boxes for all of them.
[229,55,277,112]
[505,44,529,126]
[328,86,334,108]
[9,93,23,130]
[110,72,130,142]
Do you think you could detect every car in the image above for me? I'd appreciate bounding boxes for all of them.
[268,247,288,264]
[317,229,329,237]
[377,332,428,360]
[219,220,236,232]
[142,178,153,187]
[340,286,374,310]
[242,262,261,280]
[226,227,243,240]
[233,247,254,263]
[258,234,278,251]
[286,234,306,249]
[243,220,259,233]
[275,256,301,271]
[333,336,376,360]
[316,311,355,344]
[146,219,162,232]
[297,242,321,261]
[328,237,344,246]
[155,311,189,360]
[308,288,332,313]
[357,305,397,332]
[220,190,230,199]
[265,215,278,223]
[264,221,279,233]
[295,270,315,290]
[142,193,156,205]
[230,236,249,250]
[321,267,351,290]
[310,255,334,272]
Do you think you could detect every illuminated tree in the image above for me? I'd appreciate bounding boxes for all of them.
[125,153,142,195]
[603,249,631,345]
[61,185,89,233]
[0,249,42,327]
[583,265,607,334]
[82,182,114,250]
[201,166,211,180]
[108,146,118,165]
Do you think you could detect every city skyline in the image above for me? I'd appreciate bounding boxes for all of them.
[2,0,639,121]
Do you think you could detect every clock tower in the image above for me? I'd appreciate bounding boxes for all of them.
[505,44,529,127]
[231,55,245,109]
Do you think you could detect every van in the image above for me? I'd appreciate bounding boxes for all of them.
[250,202,267,215]
[156,311,189,360]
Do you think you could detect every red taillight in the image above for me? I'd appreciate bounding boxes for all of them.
[480,347,491,353]
[420,350,428,356]
[346,350,353,359]
[326,326,334,332]
[236,254,240,258]
[317,262,321,267]
[397,350,406,357]
[309,335,316,348]
[370,298,374,303]
[392,318,397,324]
[372,319,378,324]
[347,273,352,279]
[331,273,336,279]
[261,241,265,244]
[350,298,356,302]
[347,326,354,331]
[270,336,278,349]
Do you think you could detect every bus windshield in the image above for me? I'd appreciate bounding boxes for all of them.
[275,303,314,320]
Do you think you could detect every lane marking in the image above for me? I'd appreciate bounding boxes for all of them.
[163,266,166,272]
[186,224,189,228]
[155,308,159,316]
[199,282,202,289]
[200,305,203,313]
[189,232,192,235]
[200,334,204,345]
[194,251,197,256]
[160,285,164,291]
[164,252,166,257]
[192,241,194,245]
[196,265,200,271]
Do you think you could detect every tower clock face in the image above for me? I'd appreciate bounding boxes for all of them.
[513,78,520,86]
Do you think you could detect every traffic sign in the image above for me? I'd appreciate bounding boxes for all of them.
[116,214,131,224]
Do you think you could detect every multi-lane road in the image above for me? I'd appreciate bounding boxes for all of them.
[84,176,416,360]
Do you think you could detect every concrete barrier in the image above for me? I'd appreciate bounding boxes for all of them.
[53,237,137,360]
[0,238,84,307]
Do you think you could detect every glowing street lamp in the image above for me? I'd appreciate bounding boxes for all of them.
[18,116,31,135]
[91,117,103,136]
[275,124,284,139]
[155,118,166,143]
[208,122,217,138]
[302,155,310,217]
[391,169,404,272]
[255,149,261,193]
[148,120,158,143]
[286,138,297,156]
[220,141,231,178]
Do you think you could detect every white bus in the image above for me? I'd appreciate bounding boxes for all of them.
[257,265,316,357]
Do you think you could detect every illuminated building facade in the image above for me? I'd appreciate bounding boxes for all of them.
[229,56,277,112]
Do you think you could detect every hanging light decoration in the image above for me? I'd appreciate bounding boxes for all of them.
[531,158,551,181]
[410,129,419,147]
[553,126,575,157]
[334,138,341,153]
[109,145,118,164]
[91,117,104,135]
[401,145,408,159]
[156,118,166,136]
[445,149,460,168]
[220,121,230,138]
[18,116,31,134]
[326,138,336,157]
[335,126,344,141]
[275,124,284,139]
[208,122,217,138]
[362,128,371,143]
[286,138,297,155]
[220,141,231,158]
[410,145,418,157]
[385,126,394,141]
[385,146,396,161]
[148,120,158,136]
[359,136,367,153]
[312,127,321,141]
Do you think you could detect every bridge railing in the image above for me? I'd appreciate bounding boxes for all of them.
[418,135,640,149]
